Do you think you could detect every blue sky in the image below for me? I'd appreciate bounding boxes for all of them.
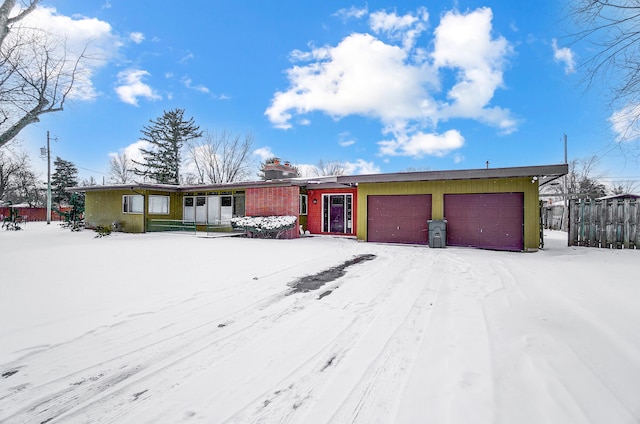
[14,0,640,186]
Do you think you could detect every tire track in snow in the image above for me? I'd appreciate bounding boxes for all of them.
[326,251,446,423]
[62,253,387,424]
[0,250,376,423]
[225,248,445,424]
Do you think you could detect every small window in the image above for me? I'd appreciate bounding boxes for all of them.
[148,195,169,214]
[221,196,233,207]
[299,194,308,215]
[123,195,143,214]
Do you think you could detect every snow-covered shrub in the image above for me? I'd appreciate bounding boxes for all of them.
[231,215,297,239]
[93,225,112,238]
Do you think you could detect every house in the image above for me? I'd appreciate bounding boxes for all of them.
[596,193,640,201]
[70,163,567,251]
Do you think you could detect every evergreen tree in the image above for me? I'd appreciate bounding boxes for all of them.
[61,192,85,231]
[133,109,202,184]
[51,157,78,206]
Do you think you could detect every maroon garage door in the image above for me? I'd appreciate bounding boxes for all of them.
[444,193,524,251]
[367,195,432,244]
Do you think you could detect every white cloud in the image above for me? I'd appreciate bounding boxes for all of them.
[333,6,368,21]
[253,147,275,161]
[181,76,210,94]
[115,69,161,106]
[369,8,428,50]
[609,103,640,141]
[180,51,195,63]
[344,159,381,175]
[129,32,144,44]
[109,139,151,166]
[19,6,119,102]
[552,38,576,75]
[432,8,514,130]
[295,163,318,177]
[265,32,437,129]
[379,129,465,157]
[266,7,515,159]
[339,131,356,147]
[370,10,421,33]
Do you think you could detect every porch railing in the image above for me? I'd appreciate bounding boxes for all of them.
[146,219,197,233]
[146,219,238,234]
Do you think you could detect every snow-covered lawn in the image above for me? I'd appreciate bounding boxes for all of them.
[1,223,639,423]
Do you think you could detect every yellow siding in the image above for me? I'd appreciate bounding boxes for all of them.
[147,191,182,221]
[356,177,540,250]
[85,190,144,233]
[85,190,183,233]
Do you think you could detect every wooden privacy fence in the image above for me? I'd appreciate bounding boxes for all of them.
[569,198,640,249]
[0,207,69,222]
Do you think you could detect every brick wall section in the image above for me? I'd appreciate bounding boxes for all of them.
[306,188,357,235]
[245,186,300,239]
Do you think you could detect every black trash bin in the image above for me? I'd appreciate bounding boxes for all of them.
[428,219,447,248]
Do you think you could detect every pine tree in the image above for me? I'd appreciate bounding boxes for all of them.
[61,191,85,231]
[133,109,202,184]
[51,157,78,206]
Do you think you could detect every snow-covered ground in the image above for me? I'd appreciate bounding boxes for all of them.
[1,223,639,423]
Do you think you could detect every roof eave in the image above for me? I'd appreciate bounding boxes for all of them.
[337,164,569,184]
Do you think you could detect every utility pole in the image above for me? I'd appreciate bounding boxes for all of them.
[40,132,53,224]
[563,134,568,232]
[563,134,568,206]
[46,131,52,224]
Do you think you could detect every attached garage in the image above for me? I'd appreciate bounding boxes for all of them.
[444,193,524,251]
[367,195,432,244]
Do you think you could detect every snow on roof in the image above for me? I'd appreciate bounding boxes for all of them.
[597,193,640,200]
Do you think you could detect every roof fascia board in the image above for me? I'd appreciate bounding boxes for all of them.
[337,164,568,184]
[68,164,569,192]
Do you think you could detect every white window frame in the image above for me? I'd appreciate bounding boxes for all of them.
[148,195,170,215]
[299,194,308,215]
[123,195,144,214]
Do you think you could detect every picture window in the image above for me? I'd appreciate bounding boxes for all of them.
[123,195,143,214]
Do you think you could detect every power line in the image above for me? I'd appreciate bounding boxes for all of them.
[75,165,108,176]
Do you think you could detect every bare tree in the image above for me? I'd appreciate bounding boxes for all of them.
[80,176,96,186]
[0,0,39,47]
[313,159,347,176]
[0,0,90,148]
[0,145,27,201]
[567,156,607,199]
[0,145,42,206]
[541,155,607,199]
[569,1,640,141]
[611,179,638,194]
[9,166,42,206]
[186,131,254,184]
[109,152,135,184]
